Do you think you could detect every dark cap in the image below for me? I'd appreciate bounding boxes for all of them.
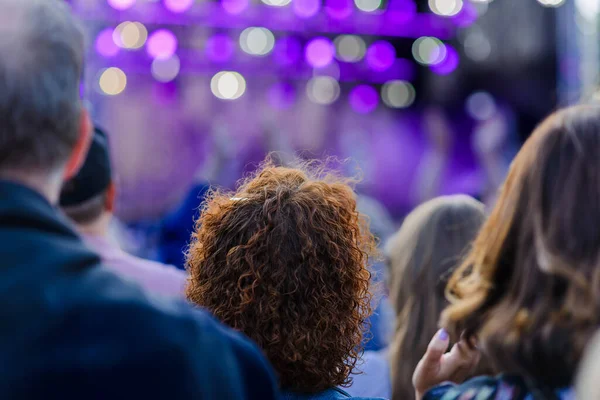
[59,126,112,207]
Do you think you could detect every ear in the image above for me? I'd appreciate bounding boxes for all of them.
[64,108,93,180]
[105,182,116,213]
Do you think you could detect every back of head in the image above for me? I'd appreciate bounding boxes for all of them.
[387,195,485,400]
[0,0,83,174]
[442,105,600,389]
[186,159,376,393]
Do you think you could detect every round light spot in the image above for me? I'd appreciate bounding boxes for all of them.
[354,0,381,12]
[146,29,178,60]
[365,40,396,72]
[262,0,291,6]
[107,0,136,10]
[412,37,447,66]
[164,0,195,13]
[95,28,120,57]
[239,27,275,56]
[305,37,335,68]
[464,31,491,61]
[222,0,249,14]
[349,85,379,114]
[334,35,366,62]
[381,80,416,108]
[293,0,321,18]
[428,0,463,16]
[98,67,127,96]
[306,76,340,105]
[211,71,246,100]
[151,54,181,82]
[116,22,148,49]
[537,0,565,7]
[466,91,497,121]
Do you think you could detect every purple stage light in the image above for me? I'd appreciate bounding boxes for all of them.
[273,37,303,66]
[452,1,478,27]
[366,41,396,72]
[385,0,416,23]
[325,0,353,20]
[268,82,296,110]
[164,0,195,13]
[147,29,178,60]
[430,44,459,75]
[95,28,120,58]
[349,85,379,114]
[107,0,136,10]
[222,0,249,15]
[293,0,320,18]
[305,37,335,68]
[205,34,235,63]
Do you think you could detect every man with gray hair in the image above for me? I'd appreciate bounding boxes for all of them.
[0,1,278,398]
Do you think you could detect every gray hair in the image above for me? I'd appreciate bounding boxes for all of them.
[0,0,85,172]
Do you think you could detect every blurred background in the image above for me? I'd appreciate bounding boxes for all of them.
[71,0,596,265]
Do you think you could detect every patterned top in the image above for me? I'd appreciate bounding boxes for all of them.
[424,375,574,400]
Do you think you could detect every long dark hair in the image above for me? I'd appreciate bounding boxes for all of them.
[443,105,600,389]
[388,195,485,400]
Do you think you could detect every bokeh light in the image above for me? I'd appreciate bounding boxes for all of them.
[151,54,181,82]
[412,37,447,66]
[211,71,246,100]
[354,0,382,12]
[325,0,354,19]
[95,28,120,57]
[273,36,303,66]
[222,0,249,14]
[334,35,366,62]
[240,27,275,56]
[349,85,379,114]
[114,22,148,49]
[430,45,459,75]
[98,67,127,96]
[293,0,321,18]
[381,80,416,108]
[463,31,491,61]
[205,34,235,63]
[537,0,565,7]
[429,0,463,16]
[147,29,178,60]
[164,0,195,13]
[365,41,396,71]
[268,82,296,110]
[466,91,497,120]
[107,0,136,10]
[306,76,341,105]
[305,37,335,68]
[262,0,292,6]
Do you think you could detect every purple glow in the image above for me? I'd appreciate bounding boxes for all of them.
[430,45,459,75]
[365,41,396,72]
[452,1,478,27]
[164,0,195,13]
[268,82,296,110]
[325,0,353,20]
[95,28,120,57]
[222,0,249,15]
[293,0,320,18]
[146,29,178,60]
[349,85,379,114]
[107,0,136,10]
[205,34,235,63]
[385,0,416,23]
[273,37,303,66]
[305,37,335,68]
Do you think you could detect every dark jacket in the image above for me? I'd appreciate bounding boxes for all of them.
[0,181,279,399]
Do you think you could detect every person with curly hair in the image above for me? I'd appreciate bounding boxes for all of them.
[412,105,600,400]
[186,160,385,400]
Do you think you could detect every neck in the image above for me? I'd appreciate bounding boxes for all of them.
[0,167,65,205]
[77,212,112,238]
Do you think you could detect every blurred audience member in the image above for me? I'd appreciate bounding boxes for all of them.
[61,127,186,298]
[387,195,486,400]
[0,0,278,397]
[186,160,384,399]
[414,105,600,400]
[357,194,396,352]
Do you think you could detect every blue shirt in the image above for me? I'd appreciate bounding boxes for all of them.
[282,387,387,400]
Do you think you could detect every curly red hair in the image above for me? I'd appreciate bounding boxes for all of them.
[185,159,375,393]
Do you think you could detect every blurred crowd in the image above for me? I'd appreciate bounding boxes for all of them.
[2,1,600,400]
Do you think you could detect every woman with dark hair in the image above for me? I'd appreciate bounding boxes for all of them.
[186,160,384,400]
[412,105,599,400]
[388,195,487,400]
